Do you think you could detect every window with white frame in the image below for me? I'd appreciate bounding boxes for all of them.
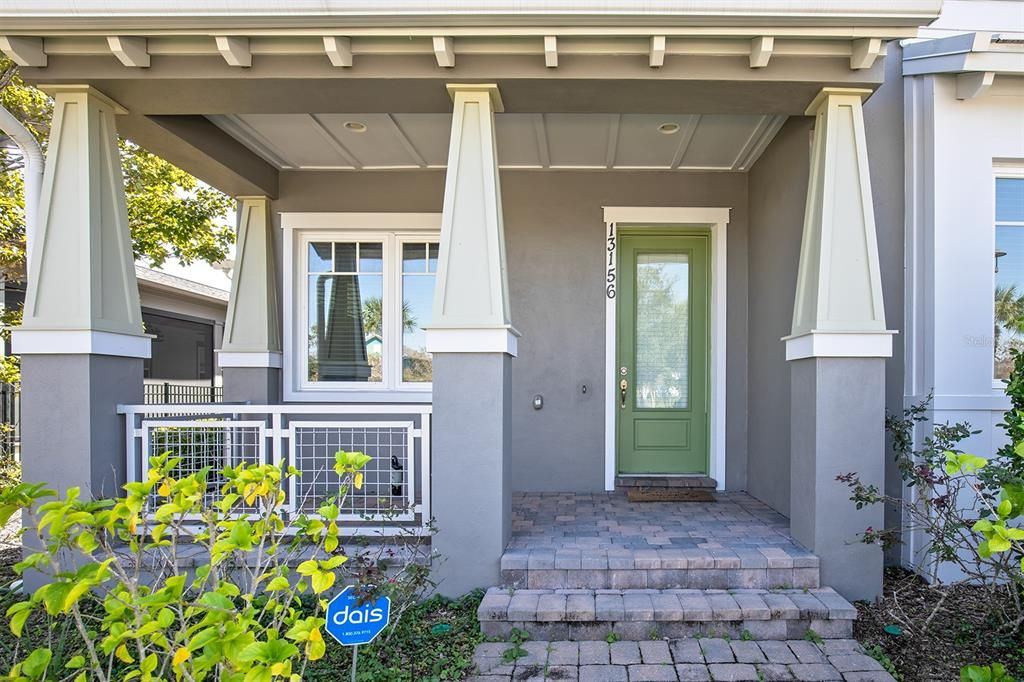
[994,170,1024,381]
[298,229,438,392]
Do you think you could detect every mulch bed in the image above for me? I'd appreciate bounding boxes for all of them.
[855,567,1024,681]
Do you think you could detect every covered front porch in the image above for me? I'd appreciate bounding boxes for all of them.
[6,2,919,602]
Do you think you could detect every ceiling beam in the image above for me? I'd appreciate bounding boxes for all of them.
[306,113,361,168]
[433,36,454,68]
[215,35,251,67]
[649,35,666,68]
[323,36,352,67]
[749,36,774,68]
[544,35,558,68]
[604,114,620,168]
[669,115,700,168]
[956,71,995,99]
[850,37,884,69]
[0,36,46,66]
[107,36,150,67]
[532,114,550,168]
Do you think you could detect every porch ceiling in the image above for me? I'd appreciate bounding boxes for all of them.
[208,112,786,172]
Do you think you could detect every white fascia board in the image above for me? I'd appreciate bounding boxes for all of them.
[12,329,152,358]
[0,1,942,29]
[903,32,1024,76]
[783,331,896,360]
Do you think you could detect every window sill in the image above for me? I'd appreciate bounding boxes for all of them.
[284,388,433,404]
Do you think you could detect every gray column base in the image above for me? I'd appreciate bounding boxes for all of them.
[21,353,144,590]
[431,352,511,596]
[790,357,885,601]
[222,367,281,404]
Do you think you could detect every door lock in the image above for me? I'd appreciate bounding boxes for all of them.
[619,378,628,409]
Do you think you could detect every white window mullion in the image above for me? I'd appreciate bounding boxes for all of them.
[384,234,400,390]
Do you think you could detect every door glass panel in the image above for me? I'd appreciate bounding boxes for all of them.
[635,253,689,408]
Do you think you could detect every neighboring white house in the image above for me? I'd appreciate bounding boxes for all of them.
[901,0,1024,581]
[135,265,229,401]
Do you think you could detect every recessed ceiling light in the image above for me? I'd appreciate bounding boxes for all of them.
[658,122,680,135]
[344,121,368,132]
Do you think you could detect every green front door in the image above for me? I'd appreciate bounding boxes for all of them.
[616,232,709,475]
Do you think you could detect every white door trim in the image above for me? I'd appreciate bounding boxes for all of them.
[602,206,730,492]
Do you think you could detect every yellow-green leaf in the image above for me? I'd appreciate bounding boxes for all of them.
[172,647,190,667]
[310,571,335,595]
[115,643,134,664]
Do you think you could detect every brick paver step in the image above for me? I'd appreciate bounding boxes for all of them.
[500,546,821,591]
[477,587,856,641]
[469,639,894,681]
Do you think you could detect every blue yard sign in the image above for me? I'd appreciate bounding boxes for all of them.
[325,586,391,647]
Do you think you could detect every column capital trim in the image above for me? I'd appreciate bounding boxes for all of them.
[12,328,151,358]
[445,83,504,112]
[216,350,283,368]
[783,330,896,361]
[37,84,129,114]
[804,86,872,115]
[425,326,520,357]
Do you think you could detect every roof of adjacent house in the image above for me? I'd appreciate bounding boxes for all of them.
[135,265,230,305]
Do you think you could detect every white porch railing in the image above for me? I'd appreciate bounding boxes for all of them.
[117,403,431,535]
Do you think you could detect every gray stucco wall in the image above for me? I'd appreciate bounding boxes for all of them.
[746,117,812,516]
[273,170,750,493]
[862,46,908,564]
[745,72,906,519]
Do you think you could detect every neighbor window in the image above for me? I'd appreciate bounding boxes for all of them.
[994,173,1024,381]
[301,234,438,390]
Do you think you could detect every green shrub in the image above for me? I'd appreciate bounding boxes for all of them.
[0,449,433,681]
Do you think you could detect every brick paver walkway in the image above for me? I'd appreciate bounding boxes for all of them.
[469,639,895,681]
[510,492,807,554]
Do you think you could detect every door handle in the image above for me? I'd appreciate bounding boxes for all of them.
[619,378,628,409]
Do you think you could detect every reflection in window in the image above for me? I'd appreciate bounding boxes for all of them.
[635,253,689,408]
[402,243,438,383]
[995,177,1024,381]
[307,242,384,382]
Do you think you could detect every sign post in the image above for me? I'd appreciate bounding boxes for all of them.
[325,586,392,681]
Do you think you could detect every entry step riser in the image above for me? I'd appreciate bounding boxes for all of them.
[479,618,852,641]
[615,476,718,489]
[478,587,855,641]
[502,567,820,590]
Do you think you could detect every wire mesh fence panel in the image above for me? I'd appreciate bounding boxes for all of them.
[290,422,414,521]
[145,420,265,511]
[0,383,19,461]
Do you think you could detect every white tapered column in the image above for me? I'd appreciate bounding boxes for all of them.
[785,88,894,601]
[12,86,146,520]
[218,196,282,402]
[428,84,516,595]
[426,84,518,356]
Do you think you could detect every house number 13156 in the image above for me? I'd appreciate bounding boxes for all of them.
[606,224,616,299]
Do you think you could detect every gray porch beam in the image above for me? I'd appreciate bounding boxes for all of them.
[118,114,278,198]
[18,54,886,116]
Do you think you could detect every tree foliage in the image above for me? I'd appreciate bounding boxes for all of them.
[0,56,235,280]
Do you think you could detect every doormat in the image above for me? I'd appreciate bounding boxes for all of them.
[626,487,715,503]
